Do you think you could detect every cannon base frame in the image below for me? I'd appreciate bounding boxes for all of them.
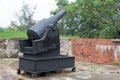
[17,55,75,77]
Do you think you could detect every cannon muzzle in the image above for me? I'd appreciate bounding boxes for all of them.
[53,10,66,22]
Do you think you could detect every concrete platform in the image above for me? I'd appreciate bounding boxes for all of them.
[0,58,120,80]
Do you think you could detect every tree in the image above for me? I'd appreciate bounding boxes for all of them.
[11,2,36,30]
[52,0,120,39]
[50,0,70,35]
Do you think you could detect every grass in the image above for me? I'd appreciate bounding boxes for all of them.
[89,65,101,70]
[60,35,79,39]
[0,30,27,39]
[0,30,79,39]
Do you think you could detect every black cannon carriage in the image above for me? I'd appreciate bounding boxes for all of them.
[17,10,75,77]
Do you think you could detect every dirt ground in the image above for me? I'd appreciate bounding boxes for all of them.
[0,58,120,80]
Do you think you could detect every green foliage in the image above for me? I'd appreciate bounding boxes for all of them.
[52,0,120,39]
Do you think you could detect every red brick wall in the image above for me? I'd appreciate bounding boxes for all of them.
[71,38,115,64]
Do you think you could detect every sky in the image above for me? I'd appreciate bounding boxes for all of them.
[0,0,75,28]
[0,0,57,27]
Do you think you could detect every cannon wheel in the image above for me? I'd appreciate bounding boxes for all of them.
[71,67,76,72]
[40,72,46,76]
[17,69,21,74]
[31,73,37,78]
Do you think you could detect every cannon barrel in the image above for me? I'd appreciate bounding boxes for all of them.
[27,10,66,40]
[52,9,66,23]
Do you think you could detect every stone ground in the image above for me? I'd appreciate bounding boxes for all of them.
[0,58,120,80]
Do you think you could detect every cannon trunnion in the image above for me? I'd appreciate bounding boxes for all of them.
[18,10,75,77]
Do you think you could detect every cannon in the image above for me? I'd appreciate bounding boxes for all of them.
[17,10,75,77]
[27,10,66,40]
